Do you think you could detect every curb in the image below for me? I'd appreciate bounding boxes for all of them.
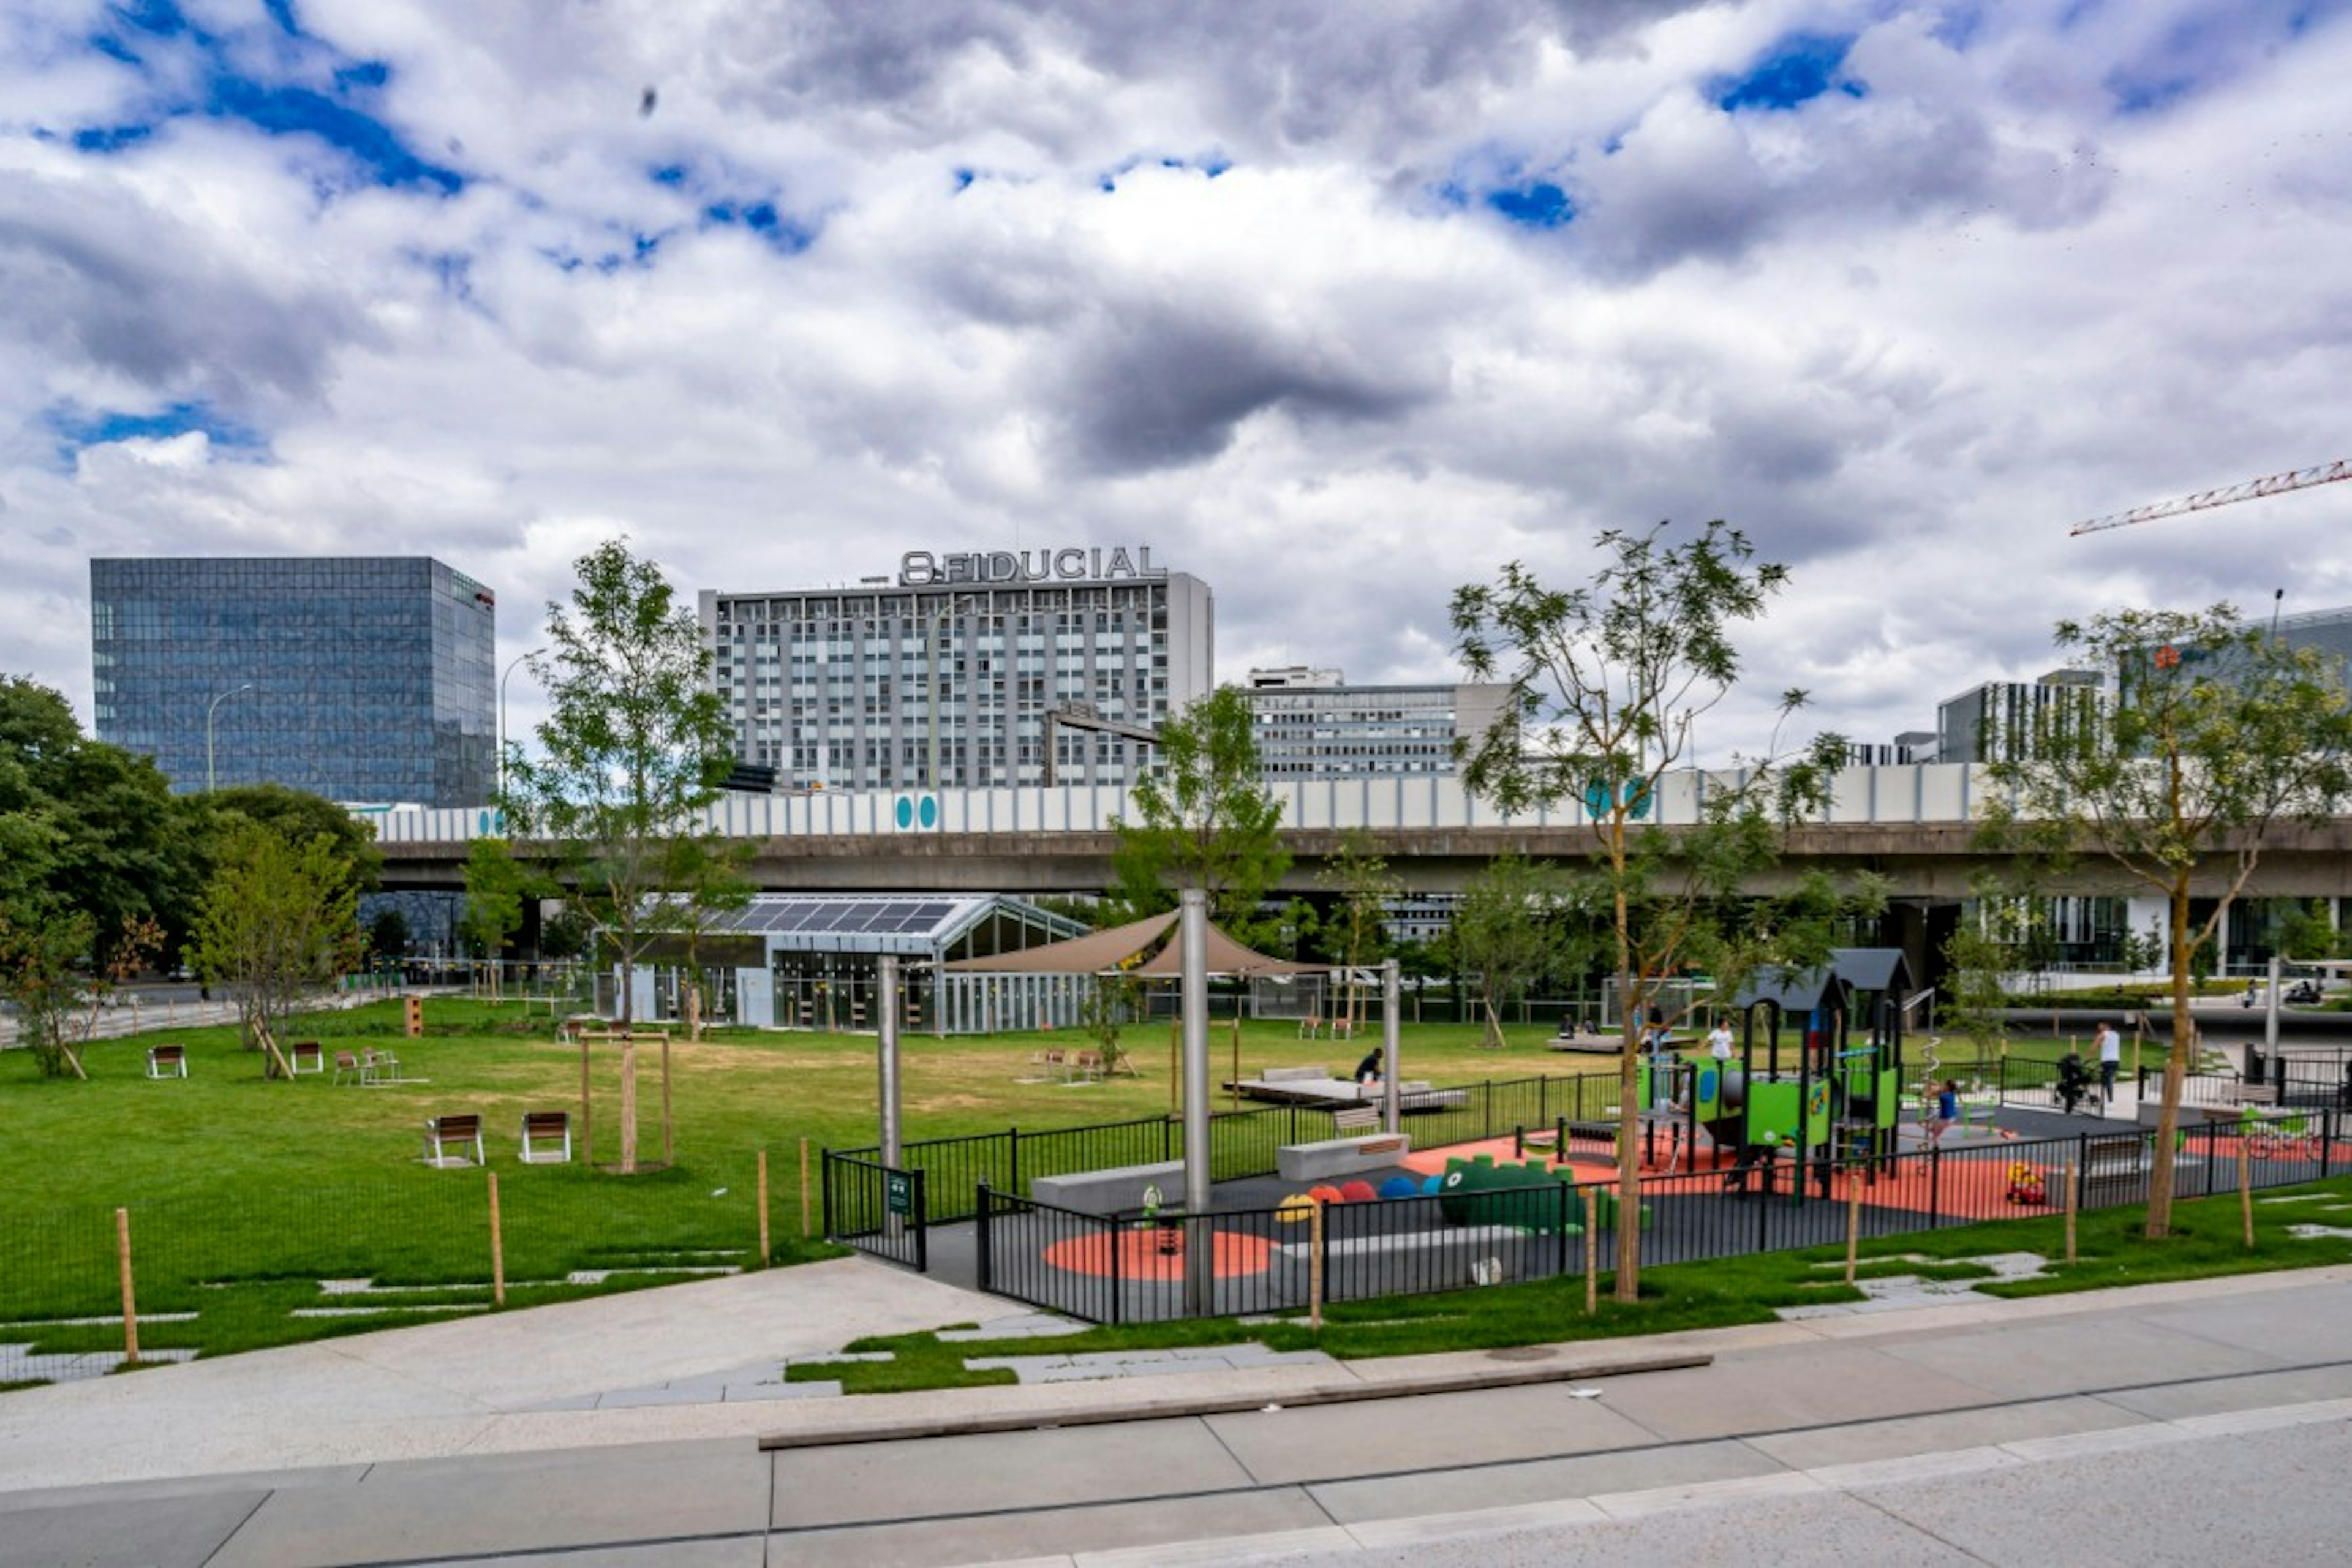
[758,1348,1710,1450]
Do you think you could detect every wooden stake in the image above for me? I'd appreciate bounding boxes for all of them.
[758,1147,772,1267]
[580,1033,594,1169]
[1230,1016,1241,1109]
[488,1172,506,1307]
[1583,1189,1599,1316]
[2064,1158,2079,1264]
[661,1031,674,1167]
[2240,1139,2255,1249]
[798,1137,812,1239]
[116,1207,139,1366]
[1308,1199,1325,1330]
[1844,1174,1863,1286]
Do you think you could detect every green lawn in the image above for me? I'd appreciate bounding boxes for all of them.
[0,997,1615,1366]
[0,996,2239,1378]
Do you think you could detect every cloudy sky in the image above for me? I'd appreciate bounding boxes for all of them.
[4,0,2350,762]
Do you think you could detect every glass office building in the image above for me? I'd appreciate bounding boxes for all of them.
[91,557,496,805]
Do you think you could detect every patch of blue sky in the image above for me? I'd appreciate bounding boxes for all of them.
[1095,151,1232,193]
[45,401,266,465]
[952,167,977,191]
[702,198,815,252]
[649,163,690,187]
[77,0,459,195]
[539,230,667,276]
[72,124,153,153]
[1712,32,1864,113]
[1486,181,1574,229]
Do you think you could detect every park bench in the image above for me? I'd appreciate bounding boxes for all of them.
[422,1113,484,1168]
[363,1047,405,1084]
[519,1110,572,1164]
[2079,1138,2151,1207]
[1331,1105,1379,1136]
[287,1041,324,1075]
[1030,1159,1185,1217]
[146,1044,187,1079]
[1273,1224,1553,1295]
[333,1050,366,1085]
[2218,1081,2279,1107]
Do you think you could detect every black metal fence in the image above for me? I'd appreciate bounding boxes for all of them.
[821,1155,928,1273]
[965,1107,2345,1324]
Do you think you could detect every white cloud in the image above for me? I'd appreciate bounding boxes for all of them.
[2,0,2350,766]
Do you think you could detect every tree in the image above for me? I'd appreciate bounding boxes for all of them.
[184,823,363,1073]
[0,677,187,968]
[502,538,741,1174]
[368,908,410,966]
[1444,853,1582,1048]
[1984,605,2352,1237]
[2274,899,2341,963]
[459,839,538,1000]
[1317,829,1400,1032]
[1108,685,1291,942]
[1452,522,1852,1300]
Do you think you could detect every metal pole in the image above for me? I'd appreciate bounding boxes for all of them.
[204,682,253,792]
[2264,954,2282,1067]
[878,956,902,1168]
[1382,959,1401,1135]
[1180,889,1213,1316]
[498,647,545,804]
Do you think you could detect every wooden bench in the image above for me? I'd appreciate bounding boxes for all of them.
[146,1044,187,1079]
[333,1050,366,1085]
[2219,1082,2279,1107]
[519,1110,572,1164]
[422,1113,484,1167]
[1331,1105,1380,1136]
[363,1047,405,1084]
[287,1041,324,1075]
[2080,1139,2150,1206]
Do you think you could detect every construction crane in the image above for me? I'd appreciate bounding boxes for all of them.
[2070,459,2352,536]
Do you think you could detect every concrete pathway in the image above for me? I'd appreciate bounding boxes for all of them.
[4,1259,2352,1564]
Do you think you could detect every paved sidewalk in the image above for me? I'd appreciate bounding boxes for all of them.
[5,1261,2352,1565]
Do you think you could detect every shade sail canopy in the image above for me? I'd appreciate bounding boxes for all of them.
[940,908,1327,976]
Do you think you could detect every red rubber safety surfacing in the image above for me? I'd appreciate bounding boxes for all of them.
[1042,1228,1275,1280]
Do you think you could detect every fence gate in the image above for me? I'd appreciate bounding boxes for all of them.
[821,1151,929,1272]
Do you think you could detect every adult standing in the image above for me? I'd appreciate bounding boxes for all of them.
[2094,1020,2122,1102]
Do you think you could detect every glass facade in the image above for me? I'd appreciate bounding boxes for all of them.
[90,557,495,805]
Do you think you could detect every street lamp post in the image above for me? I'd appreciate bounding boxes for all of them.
[497,648,547,804]
[205,682,254,793]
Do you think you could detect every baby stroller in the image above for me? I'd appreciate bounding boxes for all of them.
[2054,1052,2098,1115]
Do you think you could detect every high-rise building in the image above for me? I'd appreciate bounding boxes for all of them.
[90,557,496,805]
[1244,666,1510,777]
[701,546,1213,790]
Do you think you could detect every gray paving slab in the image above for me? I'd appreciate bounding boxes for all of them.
[1580,1340,1999,1442]
[1201,1382,1661,1486]
[432,1540,765,1568]
[769,1420,1258,1529]
[1305,1436,1778,1526]
[0,1488,266,1568]
[0,1463,368,1514]
[1869,1311,2285,1399]
[1742,1392,2148,1470]
[206,1438,770,1568]
[2135,1277,2352,1359]
[2094,1359,2352,1421]
[765,1488,1334,1567]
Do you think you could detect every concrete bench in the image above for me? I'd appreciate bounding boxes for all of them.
[1261,1065,1330,1084]
[1029,1159,1186,1216]
[1278,1131,1412,1181]
[1274,1224,1556,1294]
